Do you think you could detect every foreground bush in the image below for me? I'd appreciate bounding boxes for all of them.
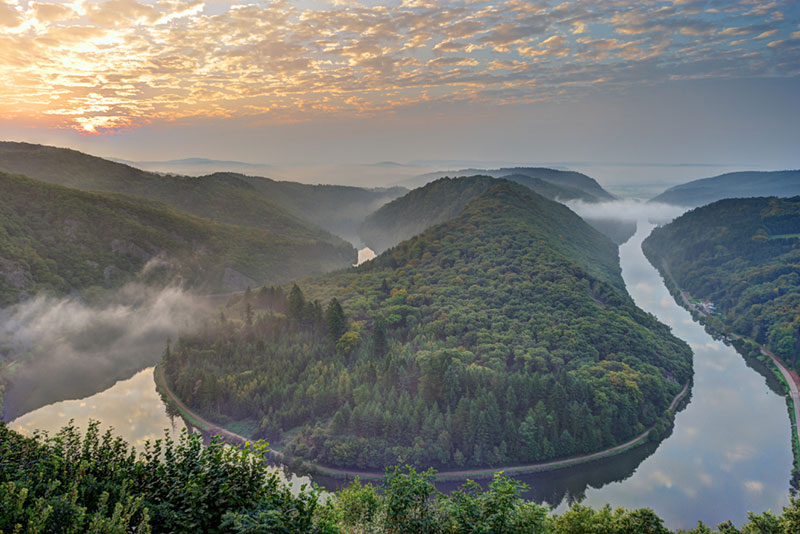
[1,422,799,533]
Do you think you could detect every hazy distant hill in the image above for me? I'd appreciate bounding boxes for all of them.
[401,166,616,201]
[360,176,631,253]
[165,182,691,470]
[0,171,354,304]
[0,142,404,245]
[359,176,496,254]
[228,173,406,243]
[651,170,800,207]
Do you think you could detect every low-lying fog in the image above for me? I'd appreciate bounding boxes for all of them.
[1,283,213,420]
[565,199,688,225]
[1,200,686,422]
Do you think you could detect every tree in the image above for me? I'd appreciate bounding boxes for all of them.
[372,320,389,358]
[382,465,439,534]
[325,298,346,341]
[244,303,253,327]
[288,284,305,323]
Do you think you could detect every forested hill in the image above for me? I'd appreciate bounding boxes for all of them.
[643,196,800,371]
[651,170,800,207]
[222,172,406,242]
[0,171,355,304]
[359,176,626,254]
[402,166,615,201]
[359,176,496,254]
[0,141,403,245]
[165,183,692,471]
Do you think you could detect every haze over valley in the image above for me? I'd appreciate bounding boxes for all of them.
[2,1,800,532]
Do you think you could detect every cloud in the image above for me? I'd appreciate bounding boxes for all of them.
[1,283,213,419]
[565,199,689,224]
[0,0,796,134]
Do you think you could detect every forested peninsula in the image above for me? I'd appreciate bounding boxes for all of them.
[163,181,692,471]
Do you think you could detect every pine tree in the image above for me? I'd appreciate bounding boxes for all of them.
[372,321,388,358]
[288,284,305,323]
[325,298,346,340]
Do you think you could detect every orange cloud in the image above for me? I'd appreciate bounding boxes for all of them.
[0,0,794,135]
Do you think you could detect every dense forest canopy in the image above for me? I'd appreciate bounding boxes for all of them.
[227,172,406,242]
[164,183,692,471]
[3,422,798,533]
[359,176,497,253]
[643,196,800,371]
[402,167,615,201]
[0,171,355,304]
[651,170,800,207]
[0,141,404,245]
[360,176,633,253]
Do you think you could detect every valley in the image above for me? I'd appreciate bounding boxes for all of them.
[1,145,798,531]
[6,222,794,530]
[2,1,797,530]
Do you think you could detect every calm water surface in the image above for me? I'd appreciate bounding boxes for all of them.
[552,222,791,527]
[7,228,794,529]
[9,367,317,491]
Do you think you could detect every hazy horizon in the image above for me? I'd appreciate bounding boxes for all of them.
[0,0,797,187]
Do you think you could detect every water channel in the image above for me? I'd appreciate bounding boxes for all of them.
[6,222,794,529]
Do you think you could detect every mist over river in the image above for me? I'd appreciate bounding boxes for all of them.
[4,228,794,529]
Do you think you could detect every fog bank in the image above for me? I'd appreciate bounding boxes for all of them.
[1,283,213,420]
[567,199,689,225]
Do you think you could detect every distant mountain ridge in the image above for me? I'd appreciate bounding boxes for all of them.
[0,171,355,304]
[0,142,404,245]
[110,157,270,168]
[360,176,631,253]
[401,166,616,201]
[651,170,800,207]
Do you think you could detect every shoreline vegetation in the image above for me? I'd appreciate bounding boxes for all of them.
[3,419,799,533]
[155,361,691,481]
[644,254,800,489]
[640,197,800,488]
[158,184,693,475]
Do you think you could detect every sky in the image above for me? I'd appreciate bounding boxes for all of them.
[0,0,798,185]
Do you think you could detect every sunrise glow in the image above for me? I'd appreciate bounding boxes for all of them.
[1,0,797,135]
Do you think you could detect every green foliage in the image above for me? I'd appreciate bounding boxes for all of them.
[334,477,381,529]
[3,421,800,534]
[444,475,550,534]
[326,298,347,341]
[0,421,329,534]
[0,141,377,248]
[165,184,691,470]
[359,176,499,253]
[383,466,440,534]
[0,171,354,304]
[643,197,800,372]
[358,176,613,254]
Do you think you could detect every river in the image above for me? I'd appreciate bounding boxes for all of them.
[6,229,795,529]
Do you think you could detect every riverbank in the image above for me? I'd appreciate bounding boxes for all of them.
[645,255,800,487]
[155,361,690,482]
